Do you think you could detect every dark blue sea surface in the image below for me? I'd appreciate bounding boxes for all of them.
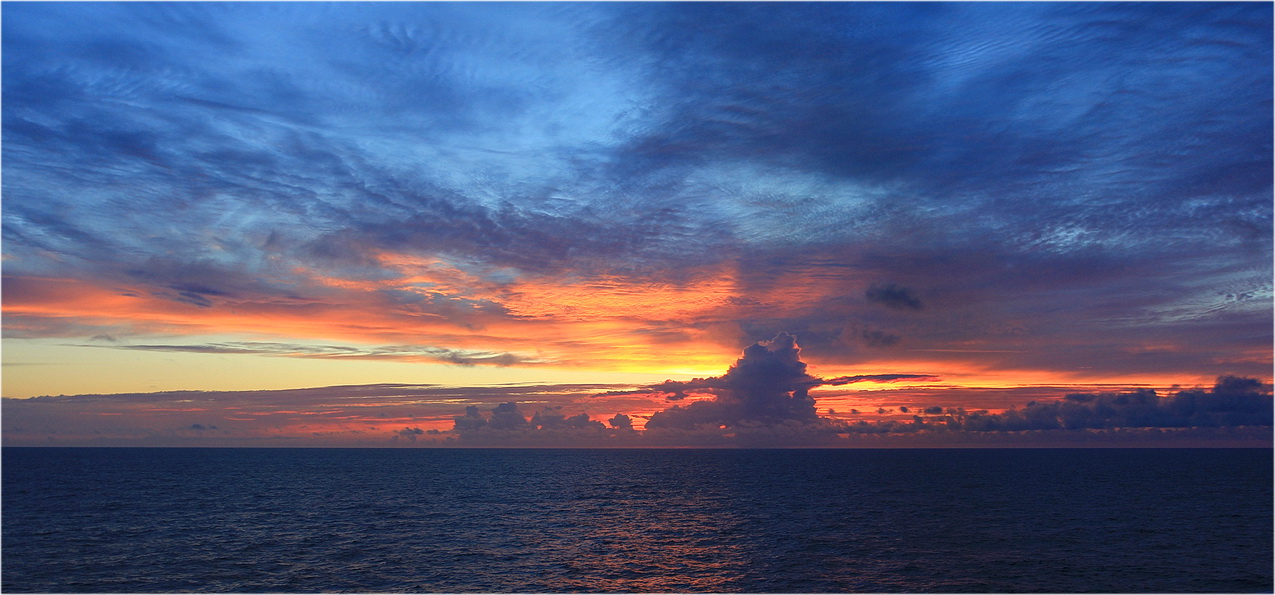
[3,448,1271,593]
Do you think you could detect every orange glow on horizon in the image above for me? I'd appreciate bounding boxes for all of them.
[4,271,1267,406]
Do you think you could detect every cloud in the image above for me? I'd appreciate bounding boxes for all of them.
[608,413,634,431]
[78,340,544,367]
[610,3,1271,216]
[1,382,636,446]
[487,402,530,431]
[3,372,1269,447]
[531,407,606,432]
[865,283,923,311]
[601,334,939,433]
[902,376,1272,433]
[395,427,425,442]
[0,3,1269,409]
[453,406,488,433]
[853,328,901,348]
[447,402,629,446]
[824,374,940,386]
[642,333,934,431]
[640,333,817,428]
[624,334,1270,442]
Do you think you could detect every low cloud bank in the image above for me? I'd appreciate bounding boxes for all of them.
[449,334,1271,446]
[928,376,1272,433]
[449,402,632,446]
[5,334,1267,447]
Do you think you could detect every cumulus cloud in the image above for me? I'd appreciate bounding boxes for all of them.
[614,334,1269,443]
[395,427,425,442]
[589,334,936,432]
[643,333,818,429]
[641,333,937,432]
[487,402,530,431]
[531,407,606,431]
[608,413,634,431]
[446,401,629,446]
[452,406,488,433]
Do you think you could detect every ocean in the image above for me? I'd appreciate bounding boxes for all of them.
[2,447,1271,593]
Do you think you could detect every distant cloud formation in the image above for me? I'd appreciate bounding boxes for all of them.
[395,427,424,442]
[644,333,822,430]
[2,365,1268,447]
[600,334,938,432]
[443,335,1270,446]
[445,333,878,444]
[934,377,1274,433]
[450,401,618,446]
[1,383,638,447]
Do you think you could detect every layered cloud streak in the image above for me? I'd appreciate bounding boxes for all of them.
[2,3,1270,409]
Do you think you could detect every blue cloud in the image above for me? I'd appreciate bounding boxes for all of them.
[2,2,1269,378]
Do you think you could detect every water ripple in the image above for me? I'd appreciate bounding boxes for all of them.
[3,448,1271,593]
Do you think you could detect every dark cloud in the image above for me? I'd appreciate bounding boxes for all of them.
[531,407,606,432]
[6,3,1266,285]
[446,402,629,446]
[487,402,529,431]
[660,333,817,419]
[854,328,901,348]
[611,334,937,432]
[395,427,424,442]
[643,333,915,431]
[901,377,1272,433]
[452,406,488,434]
[824,374,940,386]
[625,334,1270,441]
[609,3,1271,214]
[865,284,923,311]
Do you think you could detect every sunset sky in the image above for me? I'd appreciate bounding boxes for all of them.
[3,2,1271,446]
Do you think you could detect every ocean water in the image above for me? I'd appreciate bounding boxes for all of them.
[2,448,1270,593]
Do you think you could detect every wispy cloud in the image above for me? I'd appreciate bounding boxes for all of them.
[2,3,1270,409]
[77,340,546,367]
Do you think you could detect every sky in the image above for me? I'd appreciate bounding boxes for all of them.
[2,2,1271,447]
